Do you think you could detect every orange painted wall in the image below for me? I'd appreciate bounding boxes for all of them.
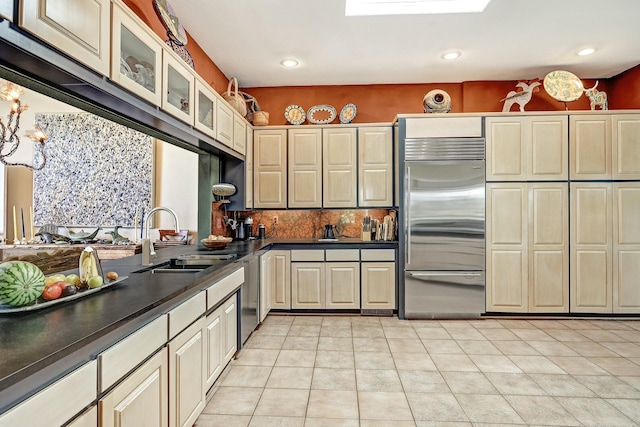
[244,78,611,125]
[609,64,640,109]
[123,1,638,122]
[124,0,228,92]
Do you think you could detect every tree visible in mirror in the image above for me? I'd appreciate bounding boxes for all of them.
[0,80,48,170]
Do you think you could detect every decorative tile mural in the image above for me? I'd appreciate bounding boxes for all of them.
[33,113,153,227]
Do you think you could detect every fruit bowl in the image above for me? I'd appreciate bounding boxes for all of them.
[201,237,232,249]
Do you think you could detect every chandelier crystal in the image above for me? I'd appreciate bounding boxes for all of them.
[0,80,48,170]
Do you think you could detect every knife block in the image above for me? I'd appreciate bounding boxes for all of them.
[361,231,371,241]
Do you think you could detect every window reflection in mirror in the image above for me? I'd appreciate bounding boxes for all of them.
[1,75,204,245]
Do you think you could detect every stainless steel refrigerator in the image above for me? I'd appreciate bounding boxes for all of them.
[403,137,486,318]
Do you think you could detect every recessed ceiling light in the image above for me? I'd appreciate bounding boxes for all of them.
[577,48,596,56]
[280,59,299,68]
[441,51,462,60]
[346,0,492,16]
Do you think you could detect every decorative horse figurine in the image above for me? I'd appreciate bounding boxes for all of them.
[501,80,541,112]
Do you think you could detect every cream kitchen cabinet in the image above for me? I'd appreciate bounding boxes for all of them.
[486,115,568,181]
[291,250,361,310]
[20,0,110,75]
[162,50,195,124]
[111,1,162,106]
[570,115,611,180]
[0,360,97,427]
[216,101,234,148]
[67,406,97,427]
[204,294,237,392]
[260,250,292,319]
[361,249,396,310]
[100,350,168,427]
[194,78,217,139]
[486,183,568,313]
[245,126,254,209]
[612,114,640,180]
[169,317,205,427]
[613,183,640,312]
[288,128,323,208]
[233,113,247,155]
[570,182,612,313]
[358,127,393,207]
[254,129,287,208]
[570,182,640,313]
[323,128,357,207]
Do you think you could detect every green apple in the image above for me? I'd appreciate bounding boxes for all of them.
[65,274,81,286]
[87,275,104,289]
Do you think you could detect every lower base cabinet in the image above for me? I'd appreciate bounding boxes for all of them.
[169,318,205,427]
[205,294,238,392]
[361,262,396,310]
[100,349,168,427]
[67,406,97,427]
[291,262,360,309]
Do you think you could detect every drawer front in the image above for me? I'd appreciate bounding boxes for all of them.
[291,249,325,262]
[99,314,168,392]
[325,249,360,261]
[168,291,207,339]
[206,267,244,310]
[0,360,97,427]
[361,249,396,262]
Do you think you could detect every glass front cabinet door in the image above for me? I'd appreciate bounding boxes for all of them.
[162,52,195,123]
[194,78,217,139]
[111,1,162,106]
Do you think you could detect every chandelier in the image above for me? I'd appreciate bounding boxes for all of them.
[0,80,48,170]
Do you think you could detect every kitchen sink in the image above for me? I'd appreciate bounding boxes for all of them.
[134,253,237,274]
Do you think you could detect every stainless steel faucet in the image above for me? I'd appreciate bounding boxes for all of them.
[141,207,180,265]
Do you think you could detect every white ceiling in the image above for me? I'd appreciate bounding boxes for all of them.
[170,0,640,88]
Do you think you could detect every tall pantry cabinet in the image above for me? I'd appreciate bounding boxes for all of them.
[486,113,640,314]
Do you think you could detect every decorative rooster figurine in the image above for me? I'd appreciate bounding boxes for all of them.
[501,79,541,112]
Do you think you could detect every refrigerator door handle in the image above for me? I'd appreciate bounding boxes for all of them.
[408,272,483,278]
[405,165,411,266]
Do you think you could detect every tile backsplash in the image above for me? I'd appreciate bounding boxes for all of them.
[225,209,394,240]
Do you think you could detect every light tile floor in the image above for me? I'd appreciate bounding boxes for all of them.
[194,315,640,427]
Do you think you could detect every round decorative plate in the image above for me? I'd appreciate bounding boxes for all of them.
[307,105,337,124]
[212,183,237,197]
[285,104,306,125]
[543,70,584,102]
[339,103,357,124]
[153,0,188,45]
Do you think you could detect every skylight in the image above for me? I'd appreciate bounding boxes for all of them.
[345,0,493,16]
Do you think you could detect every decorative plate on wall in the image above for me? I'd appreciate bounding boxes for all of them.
[285,104,306,125]
[153,0,188,45]
[339,103,357,123]
[307,105,337,124]
[544,70,584,102]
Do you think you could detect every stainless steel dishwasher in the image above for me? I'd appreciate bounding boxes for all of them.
[239,253,259,346]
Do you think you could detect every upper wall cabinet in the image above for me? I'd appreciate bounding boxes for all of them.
[323,128,357,208]
[570,115,611,180]
[486,116,568,181]
[254,129,287,209]
[358,127,393,207]
[216,102,234,148]
[233,113,247,155]
[612,114,640,180]
[111,1,162,106]
[20,0,111,75]
[162,51,195,124]
[194,78,217,139]
[288,128,322,208]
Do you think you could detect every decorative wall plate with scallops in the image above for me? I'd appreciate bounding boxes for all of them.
[285,104,306,125]
[339,103,357,123]
[307,105,337,124]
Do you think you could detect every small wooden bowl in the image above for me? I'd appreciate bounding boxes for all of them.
[201,238,232,249]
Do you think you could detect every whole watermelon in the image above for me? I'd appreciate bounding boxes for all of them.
[0,261,46,307]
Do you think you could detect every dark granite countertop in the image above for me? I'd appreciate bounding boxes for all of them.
[0,238,397,412]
